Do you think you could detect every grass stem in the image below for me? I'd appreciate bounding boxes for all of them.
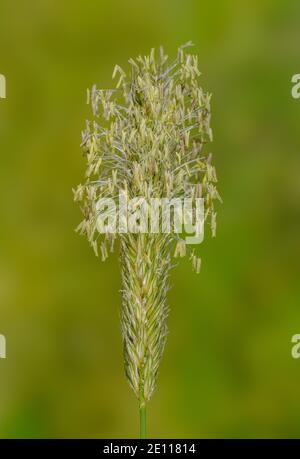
[139,403,147,438]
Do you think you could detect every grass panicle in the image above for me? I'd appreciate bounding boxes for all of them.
[74,42,220,436]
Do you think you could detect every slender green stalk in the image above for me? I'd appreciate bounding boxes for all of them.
[139,403,147,439]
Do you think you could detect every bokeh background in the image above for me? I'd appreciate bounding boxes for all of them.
[0,0,300,438]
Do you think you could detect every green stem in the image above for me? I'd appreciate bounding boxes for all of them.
[139,403,147,438]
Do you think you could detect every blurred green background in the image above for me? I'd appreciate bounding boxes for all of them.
[0,0,300,438]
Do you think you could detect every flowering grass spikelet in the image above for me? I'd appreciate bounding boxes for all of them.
[74,42,221,433]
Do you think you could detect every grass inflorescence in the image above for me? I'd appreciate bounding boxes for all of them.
[74,42,220,436]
